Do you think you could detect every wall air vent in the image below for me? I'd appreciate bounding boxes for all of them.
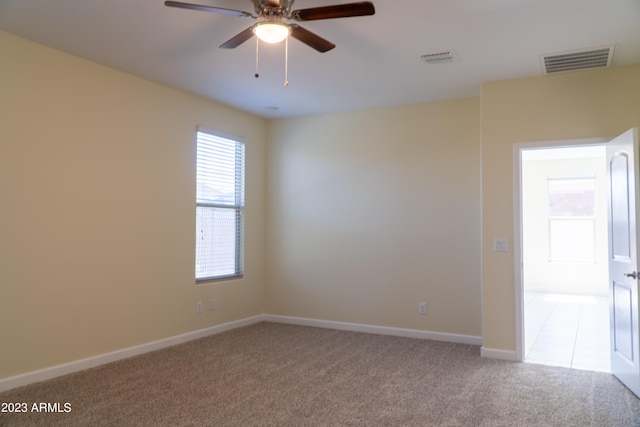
[421,50,459,65]
[541,46,614,74]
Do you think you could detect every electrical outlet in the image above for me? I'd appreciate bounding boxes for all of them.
[197,301,202,314]
[210,299,217,311]
[419,302,427,315]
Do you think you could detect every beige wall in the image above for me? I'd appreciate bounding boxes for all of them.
[0,31,267,379]
[265,99,482,336]
[481,65,640,352]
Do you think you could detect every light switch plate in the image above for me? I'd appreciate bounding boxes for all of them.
[494,238,508,252]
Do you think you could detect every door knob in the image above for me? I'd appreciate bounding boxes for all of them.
[625,272,637,280]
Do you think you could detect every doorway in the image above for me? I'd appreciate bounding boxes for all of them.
[518,143,610,372]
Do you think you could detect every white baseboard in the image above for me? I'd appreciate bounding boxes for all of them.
[2,314,487,392]
[264,314,483,346]
[480,346,518,361]
[0,315,265,393]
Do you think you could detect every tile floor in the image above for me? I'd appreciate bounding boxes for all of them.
[524,291,610,372]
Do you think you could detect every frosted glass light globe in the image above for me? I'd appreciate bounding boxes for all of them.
[254,23,290,44]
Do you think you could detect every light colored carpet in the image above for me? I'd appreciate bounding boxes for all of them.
[1,322,639,426]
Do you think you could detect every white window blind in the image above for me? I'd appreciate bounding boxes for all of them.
[195,130,245,281]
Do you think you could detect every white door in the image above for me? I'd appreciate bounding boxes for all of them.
[608,128,640,397]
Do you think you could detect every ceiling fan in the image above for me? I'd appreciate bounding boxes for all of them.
[164,0,376,53]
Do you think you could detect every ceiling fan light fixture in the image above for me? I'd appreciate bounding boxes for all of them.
[253,22,291,44]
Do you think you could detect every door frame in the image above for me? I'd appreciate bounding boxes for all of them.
[512,137,609,362]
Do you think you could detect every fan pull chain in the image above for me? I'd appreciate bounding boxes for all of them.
[255,37,260,78]
[284,36,289,86]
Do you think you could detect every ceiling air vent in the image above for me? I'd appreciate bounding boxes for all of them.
[421,50,459,65]
[541,46,614,74]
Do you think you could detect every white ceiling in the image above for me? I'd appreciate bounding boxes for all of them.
[1,0,639,118]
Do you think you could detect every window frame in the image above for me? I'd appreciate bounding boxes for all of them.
[195,128,245,283]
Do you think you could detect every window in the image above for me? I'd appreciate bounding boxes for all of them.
[195,130,245,281]
[547,176,596,263]
[548,176,595,217]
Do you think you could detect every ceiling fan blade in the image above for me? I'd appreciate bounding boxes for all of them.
[219,26,256,49]
[164,1,255,18]
[289,25,335,53]
[292,2,375,21]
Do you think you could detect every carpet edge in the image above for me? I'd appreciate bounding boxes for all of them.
[264,314,483,346]
[0,315,265,392]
